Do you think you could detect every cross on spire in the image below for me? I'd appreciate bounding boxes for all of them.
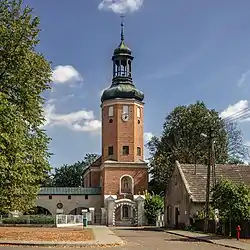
[120,14,125,41]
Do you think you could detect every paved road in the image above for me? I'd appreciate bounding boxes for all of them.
[0,228,236,250]
[107,228,236,250]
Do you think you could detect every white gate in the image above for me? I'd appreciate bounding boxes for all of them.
[156,214,165,227]
[56,214,91,227]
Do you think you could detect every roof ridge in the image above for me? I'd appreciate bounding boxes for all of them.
[176,161,193,199]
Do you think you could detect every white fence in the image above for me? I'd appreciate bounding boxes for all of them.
[56,214,92,227]
[156,214,165,227]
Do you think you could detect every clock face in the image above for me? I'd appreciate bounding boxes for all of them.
[122,112,129,122]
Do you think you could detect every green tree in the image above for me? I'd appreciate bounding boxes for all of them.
[148,101,247,193]
[0,0,52,213]
[41,171,54,187]
[144,191,164,224]
[51,154,99,187]
[83,153,100,167]
[212,179,250,222]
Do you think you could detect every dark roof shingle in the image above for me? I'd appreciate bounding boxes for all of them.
[38,187,102,195]
[179,163,250,203]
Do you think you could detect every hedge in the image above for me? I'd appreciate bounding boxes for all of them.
[1,215,55,225]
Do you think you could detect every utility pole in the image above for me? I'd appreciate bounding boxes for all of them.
[204,127,213,233]
[211,140,216,188]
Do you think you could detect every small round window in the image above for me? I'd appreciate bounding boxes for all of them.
[57,203,63,209]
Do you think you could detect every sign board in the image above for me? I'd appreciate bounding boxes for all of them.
[56,209,63,214]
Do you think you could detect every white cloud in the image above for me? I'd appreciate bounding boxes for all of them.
[220,100,250,121]
[144,132,153,144]
[42,103,101,132]
[98,0,144,13]
[52,65,83,84]
[72,120,102,132]
[46,98,57,104]
[238,70,250,87]
[45,94,74,105]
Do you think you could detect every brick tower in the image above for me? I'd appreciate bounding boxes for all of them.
[100,19,148,199]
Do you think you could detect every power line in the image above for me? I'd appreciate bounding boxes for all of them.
[224,108,249,120]
[222,107,249,118]
[222,107,250,123]
[225,113,250,122]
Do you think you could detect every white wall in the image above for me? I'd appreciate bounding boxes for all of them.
[36,194,102,215]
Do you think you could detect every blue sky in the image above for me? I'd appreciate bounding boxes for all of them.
[23,0,250,167]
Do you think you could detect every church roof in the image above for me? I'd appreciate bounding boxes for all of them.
[101,83,144,102]
[113,40,132,55]
[91,156,102,166]
[176,161,250,203]
[101,17,144,103]
[113,16,131,56]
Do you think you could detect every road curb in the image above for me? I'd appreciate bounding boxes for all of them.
[0,240,124,247]
[165,231,245,250]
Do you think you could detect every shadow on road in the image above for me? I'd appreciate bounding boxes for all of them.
[164,237,200,242]
[113,227,163,232]
[165,234,234,243]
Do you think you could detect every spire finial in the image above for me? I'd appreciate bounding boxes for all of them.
[120,14,125,41]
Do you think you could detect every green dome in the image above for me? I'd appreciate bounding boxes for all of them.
[101,84,144,102]
[113,41,132,55]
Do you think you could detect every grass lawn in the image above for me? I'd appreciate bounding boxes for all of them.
[0,227,94,242]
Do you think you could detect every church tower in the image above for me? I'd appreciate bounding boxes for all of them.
[100,19,148,198]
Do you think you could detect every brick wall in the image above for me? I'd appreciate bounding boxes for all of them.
[83,169,101,188]
[102,165,148,195]
[102,99,144,163]
[90,171,100,187]
[83,173,90,187]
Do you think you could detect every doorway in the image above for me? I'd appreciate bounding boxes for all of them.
[174,206,179,229]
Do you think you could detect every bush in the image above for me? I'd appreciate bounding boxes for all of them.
[144,191,164,225]
[212,179,250,222]
[2,215,55,225]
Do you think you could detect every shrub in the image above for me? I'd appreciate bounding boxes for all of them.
[212,179,250,222]
[2,215,55,224]
[144,191,164,225]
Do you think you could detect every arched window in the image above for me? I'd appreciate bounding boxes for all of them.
[123,178,129,189]
[120,175,133,194]
[122,205,129,218]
